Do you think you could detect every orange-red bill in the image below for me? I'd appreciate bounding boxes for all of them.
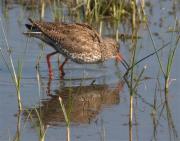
[115,53,129,70]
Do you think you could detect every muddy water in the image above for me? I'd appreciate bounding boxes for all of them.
[0,0,180,141]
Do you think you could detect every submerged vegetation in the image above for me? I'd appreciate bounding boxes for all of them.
[0,0,179,141]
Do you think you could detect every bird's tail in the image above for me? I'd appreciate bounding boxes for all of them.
[23,18,42,37]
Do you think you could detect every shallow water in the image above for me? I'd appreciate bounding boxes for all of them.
[0,0,180,141]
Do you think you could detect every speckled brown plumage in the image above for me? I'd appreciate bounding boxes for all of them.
[24,18,127,78]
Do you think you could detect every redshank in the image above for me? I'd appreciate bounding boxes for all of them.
[24,18,128,78]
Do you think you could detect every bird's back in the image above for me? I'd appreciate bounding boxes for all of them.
[25,19,103,63]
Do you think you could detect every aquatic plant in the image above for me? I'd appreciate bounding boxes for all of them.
[0,17,24,111]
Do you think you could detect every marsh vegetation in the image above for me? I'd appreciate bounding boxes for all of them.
[0,0,179,141]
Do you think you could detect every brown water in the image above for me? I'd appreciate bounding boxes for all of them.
[0,0,180,141]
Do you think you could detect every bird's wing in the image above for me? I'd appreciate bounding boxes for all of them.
[29,19,102,54]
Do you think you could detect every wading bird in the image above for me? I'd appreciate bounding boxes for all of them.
[24,18,128,79]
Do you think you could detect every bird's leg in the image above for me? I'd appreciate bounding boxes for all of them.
[46,51,58,79]
[59,58,68,78]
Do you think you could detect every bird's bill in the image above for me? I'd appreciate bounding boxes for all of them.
[115,53,129,70]
[115,52,123,62]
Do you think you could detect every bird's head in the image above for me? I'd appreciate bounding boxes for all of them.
[102,38,129,69]
[102,38,119,57]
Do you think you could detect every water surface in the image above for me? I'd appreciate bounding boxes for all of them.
[0,0,180,141]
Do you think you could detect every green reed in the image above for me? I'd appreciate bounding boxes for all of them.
[1,1,178,141]
[152,77,178,140]
[140,2,179,94]
[0,17,23,111]
[24,108,48,141]
[165,20,179,93]
[50,0,61,21]
[35,57,48,141]
[123,2,138,140]
[59,97,71,141]
[73,0,128,24]
[121,1,149,140]
[140,3,179,138]
[35,108,48,141]
[13,111,22,141]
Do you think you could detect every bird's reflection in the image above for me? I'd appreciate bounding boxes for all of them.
[25,80,124,126]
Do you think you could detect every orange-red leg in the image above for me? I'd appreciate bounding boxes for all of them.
[59,58,68,78]
[46,51,58,79]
